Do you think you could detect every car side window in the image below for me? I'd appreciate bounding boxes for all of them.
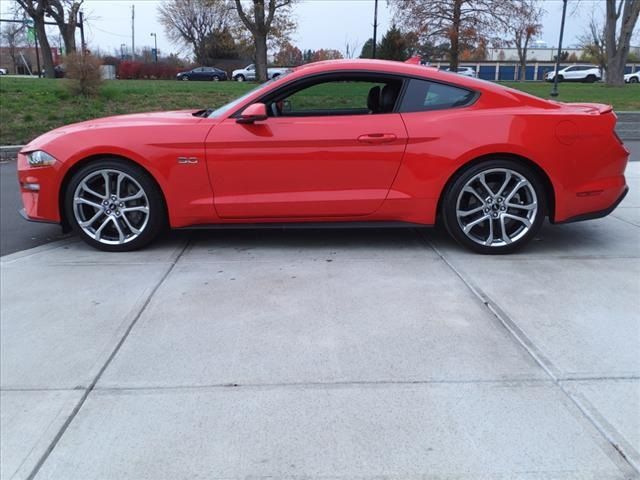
[269,78,403,117]
[398,79,475,113]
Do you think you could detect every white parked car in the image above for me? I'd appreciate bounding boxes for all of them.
[545,65,601,83]
[0,68,8,75]
[232,64,290,82]
[624,71,639,83]
[444,66,477,78]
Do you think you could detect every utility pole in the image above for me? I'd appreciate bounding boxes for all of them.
[150,32,157,63]
[79,11,85,54]
[372,0,378,59]
[131,4,135,61]
[34,26,41,77]
[550,0,568,97]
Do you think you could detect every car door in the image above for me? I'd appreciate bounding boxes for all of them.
[563,66,578,80]
[205,75,409,219]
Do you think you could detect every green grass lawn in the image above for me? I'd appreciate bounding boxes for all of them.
[1,76,638,145]
[500,81,640,110]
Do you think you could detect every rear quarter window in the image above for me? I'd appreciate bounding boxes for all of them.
[399,79,476,112]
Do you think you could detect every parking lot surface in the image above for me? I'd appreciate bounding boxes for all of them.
[1,163,639,479]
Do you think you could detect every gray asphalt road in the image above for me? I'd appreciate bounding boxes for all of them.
[1,141,639,256]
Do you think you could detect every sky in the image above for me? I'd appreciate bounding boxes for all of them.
[0,0,625,59]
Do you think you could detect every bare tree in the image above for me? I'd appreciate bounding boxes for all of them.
[495,0,543,82]
[15,0,56,77]
[578,15,607,73]
[343,37,360,59]
[45,0,83,54]
[1,18,26,73]
[158,0,235,64]
[389,0,496,71]
[604,0,640,86]
[234,0,295,82]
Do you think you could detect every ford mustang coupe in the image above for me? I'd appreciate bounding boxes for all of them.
[18,59,629,253]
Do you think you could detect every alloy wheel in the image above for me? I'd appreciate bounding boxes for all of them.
[455,168,538,247]
[73,169,150,245]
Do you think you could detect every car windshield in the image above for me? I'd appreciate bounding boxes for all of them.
[207,75,286,118]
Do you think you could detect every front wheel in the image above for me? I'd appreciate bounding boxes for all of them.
[441,160,546,254]
[631,77,639,84]
[65,159,166,252]
[557,75,564,82]
[235,74,245,82]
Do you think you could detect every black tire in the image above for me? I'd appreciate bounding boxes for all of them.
[631,77,639,84]
[235,74,245,82]
[182,76,189,81]
[212,75,220,81]
[557,74,564,82]
[585,74,597,83]
[441,159,546,254]
[64,158,167,252]
[272,73,280,79]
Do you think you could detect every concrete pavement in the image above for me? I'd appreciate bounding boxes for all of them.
[1,165,639,479]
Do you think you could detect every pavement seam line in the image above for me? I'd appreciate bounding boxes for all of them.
[24,236,191,480]
[416,230,640,476]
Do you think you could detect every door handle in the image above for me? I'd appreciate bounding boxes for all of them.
[357,133,397,144]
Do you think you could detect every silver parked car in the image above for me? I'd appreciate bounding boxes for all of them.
[624,71,639,83]
[545,65,601,83]
[444,66,477,78]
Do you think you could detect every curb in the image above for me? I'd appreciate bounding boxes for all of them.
[0,145,22,161]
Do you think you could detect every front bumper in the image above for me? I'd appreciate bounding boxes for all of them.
[16,152,63,223]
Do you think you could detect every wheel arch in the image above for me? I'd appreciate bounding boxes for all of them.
[58,153,168,232]
[436,152,556,223]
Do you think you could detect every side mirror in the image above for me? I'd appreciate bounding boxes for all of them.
[237,103,268,124]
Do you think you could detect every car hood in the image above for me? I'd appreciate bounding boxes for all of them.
[22,110,210,152]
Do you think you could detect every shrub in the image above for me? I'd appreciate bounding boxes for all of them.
[65,53,103,97]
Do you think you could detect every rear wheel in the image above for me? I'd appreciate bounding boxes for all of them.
[235,74,245,82]
[585,74,597,83]
[441,160,546,254]
[182,76,189,81]
[212,75,220,81]
[65,159,166,252]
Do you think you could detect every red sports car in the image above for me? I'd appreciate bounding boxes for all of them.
[17,59,629,253]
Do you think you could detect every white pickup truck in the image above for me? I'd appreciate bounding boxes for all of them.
[232,64,290,82]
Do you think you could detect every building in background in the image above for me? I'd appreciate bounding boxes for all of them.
[0,46,62,75]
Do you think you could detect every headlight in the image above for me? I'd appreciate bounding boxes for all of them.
[27,150,57,167]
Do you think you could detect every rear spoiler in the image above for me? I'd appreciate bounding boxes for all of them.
[554,102,614,115]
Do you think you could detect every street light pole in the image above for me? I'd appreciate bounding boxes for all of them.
[150,32,158,63]
[372,0,378,59]
[550,0,568,97]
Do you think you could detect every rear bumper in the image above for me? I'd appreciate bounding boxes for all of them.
[555,185,628,224]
